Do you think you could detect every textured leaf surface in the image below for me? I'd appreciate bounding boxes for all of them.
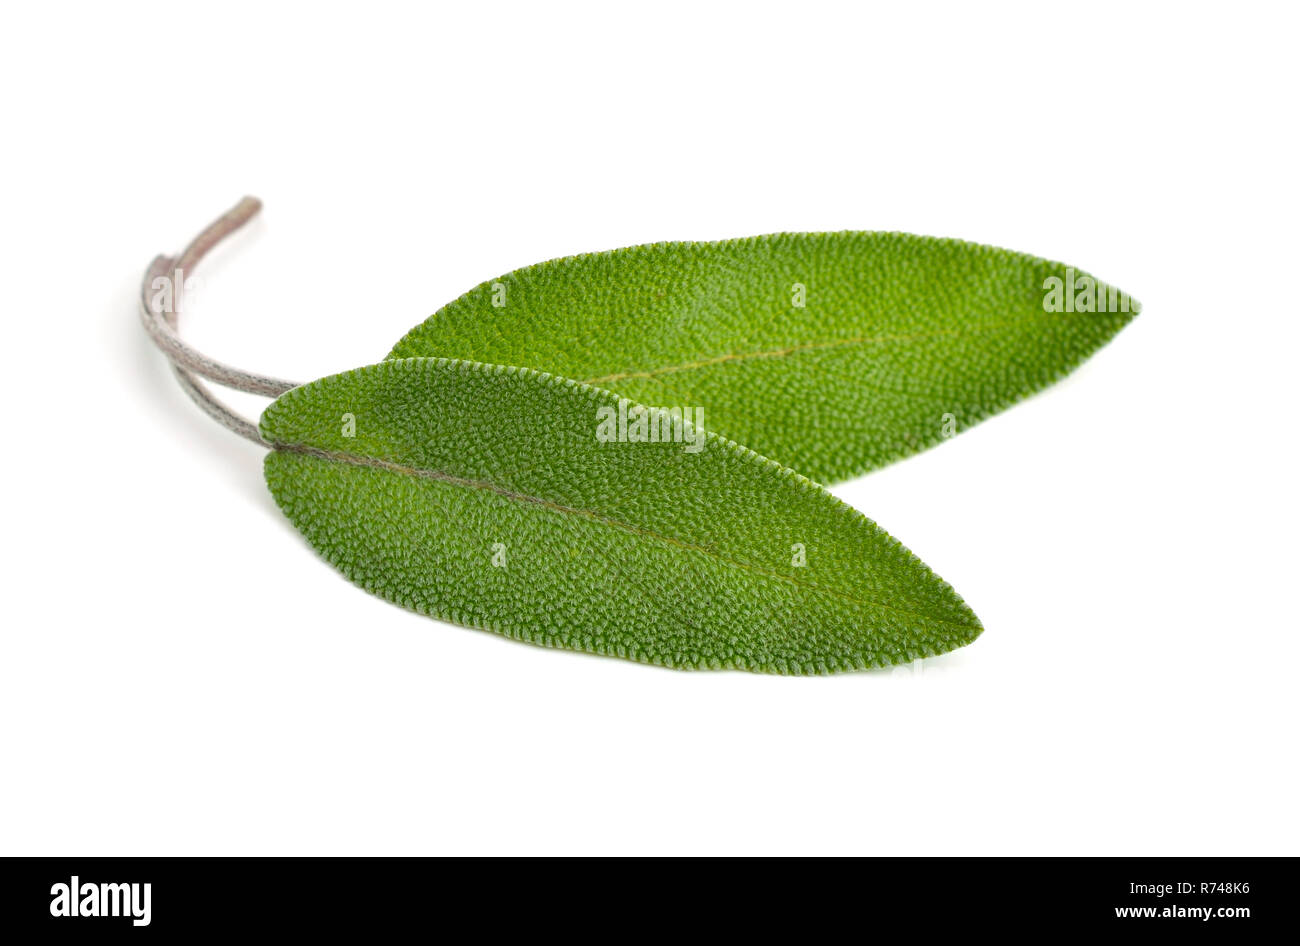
[390,233,1138,484]
[260,358,982,673]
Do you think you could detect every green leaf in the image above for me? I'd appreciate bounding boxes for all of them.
[260,358,982,673]
[389,233,1138,484]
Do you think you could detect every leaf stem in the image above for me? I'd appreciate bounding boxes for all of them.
[139,197,302,445]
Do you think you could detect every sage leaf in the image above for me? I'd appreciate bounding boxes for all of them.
[260,358,982,673]
[389,233,1138,484]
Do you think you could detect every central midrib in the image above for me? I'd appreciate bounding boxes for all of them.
[580,313,1040,386]
[270,441,978,632]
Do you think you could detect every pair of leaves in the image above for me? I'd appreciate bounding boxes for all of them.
[262,233,1137,672]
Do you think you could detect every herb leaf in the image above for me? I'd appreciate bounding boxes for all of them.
[389,233,1138,483]
[260,358,981,673]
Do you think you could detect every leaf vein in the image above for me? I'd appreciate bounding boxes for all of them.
[270,442,978,631]
[581,315,1036,386]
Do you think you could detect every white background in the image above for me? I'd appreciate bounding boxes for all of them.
[2,2,1296,856]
